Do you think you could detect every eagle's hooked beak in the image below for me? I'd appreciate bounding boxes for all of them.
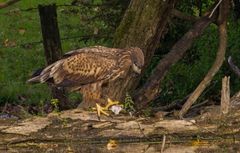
[132,63,141,74]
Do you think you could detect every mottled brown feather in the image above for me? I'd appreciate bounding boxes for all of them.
[58,52,119,86]
[27,46,144,94]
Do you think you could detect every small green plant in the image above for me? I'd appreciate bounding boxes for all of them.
[39,100,45,116]
[142,108,152,117]
[124,93,135,112]
[51,98,59,113]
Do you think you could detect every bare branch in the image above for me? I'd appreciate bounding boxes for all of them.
[135,9,217,109]
[0,0,20,9]
[161,135,166,153]
[228,56,240,78]
[179,0,230,118]
[172,9,199,22]
[209,0,223,18]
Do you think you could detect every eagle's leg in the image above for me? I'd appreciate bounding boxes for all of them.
[95,98,119,118]
[96,103,109,117]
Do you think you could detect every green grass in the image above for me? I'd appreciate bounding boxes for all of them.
[0,0,113,105]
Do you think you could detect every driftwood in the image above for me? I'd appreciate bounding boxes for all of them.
[1,99,240,152]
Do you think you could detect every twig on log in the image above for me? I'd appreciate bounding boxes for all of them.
[179,0,229,118]
[0,0,20,9]
[153,94,190,112]
[221,76,230,114]
[188,100,208,112]
[230,91,240,106]
[161,135,166,153]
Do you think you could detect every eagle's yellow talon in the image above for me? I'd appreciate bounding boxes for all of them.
[95,98,120,118]
[105,98,119,109]
[96,103,109,117]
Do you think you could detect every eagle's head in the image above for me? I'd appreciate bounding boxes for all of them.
[129,47,144,74]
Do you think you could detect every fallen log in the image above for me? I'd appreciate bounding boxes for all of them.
[1,102,240,152]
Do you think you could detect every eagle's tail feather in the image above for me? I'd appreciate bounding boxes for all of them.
[26,68,44,83]
[26,76,41,83]
[27,66,52,84]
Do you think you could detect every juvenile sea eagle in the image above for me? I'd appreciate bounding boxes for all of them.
[27,46,144,117]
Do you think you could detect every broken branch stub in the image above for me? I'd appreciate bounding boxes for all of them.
[221,76,230,114]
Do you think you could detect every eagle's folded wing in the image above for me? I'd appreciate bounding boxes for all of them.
[27,52,120,87]
[27,46,134,87]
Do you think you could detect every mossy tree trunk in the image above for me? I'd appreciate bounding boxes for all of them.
[102,0,178,102]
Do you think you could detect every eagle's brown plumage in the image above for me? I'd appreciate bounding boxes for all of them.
[27,46,144,92]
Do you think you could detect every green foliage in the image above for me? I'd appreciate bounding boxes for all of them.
[39,100,45,115]
[177,0,215,17]
[51,98,59,112]
[123,93,135,112]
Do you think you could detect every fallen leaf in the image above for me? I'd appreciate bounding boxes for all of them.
[19,28,26,35]
[191,139,209,146]
[66,146,74,153]
[3,39,16,47]
[3,39,9,46]
[107,139,118,150]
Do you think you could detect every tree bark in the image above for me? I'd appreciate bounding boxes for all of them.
[113,0,177,65]
[101,0,178,103]
[179,0,229,118]
[38,4,68,110]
